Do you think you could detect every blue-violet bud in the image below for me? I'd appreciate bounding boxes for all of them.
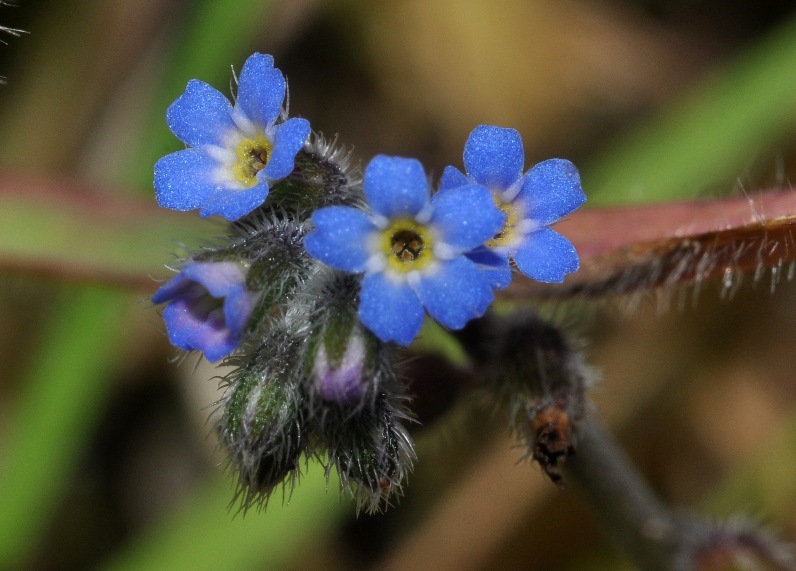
[313,327,370,404]
[152,261,257,362]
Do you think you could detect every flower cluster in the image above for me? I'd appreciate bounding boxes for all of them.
[303,128,586,344]
[152,53,585,512]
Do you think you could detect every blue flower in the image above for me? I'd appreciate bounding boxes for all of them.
[152,262,258,362]
[441,125,586,286]
[154,53,311,221]
[304,155,505,345]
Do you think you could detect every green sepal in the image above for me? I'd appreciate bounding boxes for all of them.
[264,148,354,215]
[219,342,305,507]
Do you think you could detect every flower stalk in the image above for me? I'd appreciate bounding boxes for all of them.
[464,310,795,570]
[566,416,683,570]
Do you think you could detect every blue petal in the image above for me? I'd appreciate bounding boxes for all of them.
[201,337,240,363]
[439,165,470,190]
[154,148,217,212]
[305,207,376,272]
[152,272,192,305]
[261,117,310,181]
[166,80,235,147]
[513,227,580,283]
[223,286,257,336]
[463,125,524,189]
[414,257,494,329]
[199,181,270,220]
[181,262,246,297]
[359,273,425,345]
[235,53,285,127]
[465,248,513,290]
[516,159,586,225]
[430,184,505,251]
[363,155,430,218]
[161,293,238,362]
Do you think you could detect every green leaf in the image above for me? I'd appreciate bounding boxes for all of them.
[102,464,347,571]
[584,14,796,205]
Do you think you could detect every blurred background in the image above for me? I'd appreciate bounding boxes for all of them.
[1,1,796,569]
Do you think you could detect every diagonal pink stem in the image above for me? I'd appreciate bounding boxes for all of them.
[558,189,796,258]
[0,170,211,290]
[506,189,796,299]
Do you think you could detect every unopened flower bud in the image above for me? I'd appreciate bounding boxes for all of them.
[313,330,369,404]
[337,400,415,514]
[218,339,304,508]
[460,310,594,486]
[262,141,358,215]
[323,371,416,514]
[152,261,258,362]
[302,272,379,408]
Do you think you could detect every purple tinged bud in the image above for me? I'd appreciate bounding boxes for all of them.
[313,330,368,404]
[152,261,257,362]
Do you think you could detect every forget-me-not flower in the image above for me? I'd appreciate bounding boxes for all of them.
[441,125,585,287]
[152,261,258,362]
[154,53,310,220]
[304,155,505,345]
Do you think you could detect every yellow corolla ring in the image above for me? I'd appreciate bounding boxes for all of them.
[381,219,435,273]
[232,133,273,187]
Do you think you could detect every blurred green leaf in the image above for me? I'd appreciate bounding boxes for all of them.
[0,172,212,288]
[584,14,796,206]
[102,464,347,571]
[0,288,134,568]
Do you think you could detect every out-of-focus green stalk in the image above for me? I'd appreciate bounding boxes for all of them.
[584,13,796,206]
[102,464,345,571]
[0,177,211,291]
[0,182,210,287]
[0,287,131,569]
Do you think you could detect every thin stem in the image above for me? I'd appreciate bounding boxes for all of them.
[566,415,686,570]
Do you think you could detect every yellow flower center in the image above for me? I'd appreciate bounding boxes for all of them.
[486,197,522,248]
[381,219,434,273]
[232,134,273,187]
